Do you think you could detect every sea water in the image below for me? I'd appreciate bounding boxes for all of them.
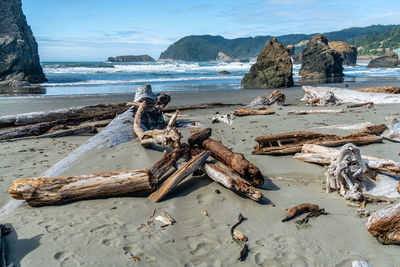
[3,61,400,96]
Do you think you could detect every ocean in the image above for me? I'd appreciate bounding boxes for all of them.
[4,61,400,96]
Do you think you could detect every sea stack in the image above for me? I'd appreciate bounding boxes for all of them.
[367,52,399,68]
[299,34,343,84]
[328,41,357,66]
[0,0,47,87]
[241,37,293,89]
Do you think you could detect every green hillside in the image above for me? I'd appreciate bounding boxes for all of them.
[159,25,400,61]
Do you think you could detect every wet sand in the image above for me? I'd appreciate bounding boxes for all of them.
[0,86,399,266]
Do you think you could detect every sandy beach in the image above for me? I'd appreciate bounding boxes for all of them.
[0,85,399,266]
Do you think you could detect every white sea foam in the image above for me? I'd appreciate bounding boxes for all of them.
[44,75,243,87]
[43,62,253,74]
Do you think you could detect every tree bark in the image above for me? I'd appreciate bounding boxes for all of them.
[0,103,128,128]
[148,151,211,202]
[203,138,264,186]
[9,169,156,207]
[233,108,275,116]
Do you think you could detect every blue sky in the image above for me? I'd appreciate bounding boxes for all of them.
[23,0,400,61]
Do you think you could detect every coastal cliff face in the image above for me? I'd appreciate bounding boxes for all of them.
[299,34,343,84]
[0,0,47,86]
[107,55,155,63]
[241,37,293,89]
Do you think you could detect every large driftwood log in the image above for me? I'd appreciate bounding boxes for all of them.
[233,108,275,116]
[148,151,211,202]
[0,103,128,128]
[203,138,264,186]
[202,159,263,202]
[366,202,400,245]
[9,169,156,207]
[302,86,400,104]
[149,144,190,181]
[382,116,400,143]
[163,102,244,113]
[253,126,384,155]
[356,86,400,94]
[294,144,400,176]
[288,109,344,115]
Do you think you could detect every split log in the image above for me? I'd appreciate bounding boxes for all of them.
[294,144,400,176]
[134,102,181,148]
[8,169,156,207]
[233,108,275,116]
[149,144,190,181]
[356,86,400,94]
[302,85,400,104]
[203,138,264,186]
[148,151,211,202]
[282,203,320,222]
[202,159,263,202]
[382,116,400,143]
[347,102,374,109]
[0,103,128,128]
[253,126,384,155]
[366,202,400,245]
[288,109,345,115]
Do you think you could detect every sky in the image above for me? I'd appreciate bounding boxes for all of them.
[22,0,400,61]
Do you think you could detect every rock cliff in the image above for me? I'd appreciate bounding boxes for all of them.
[367,52,399,68]
[328,41,357,65]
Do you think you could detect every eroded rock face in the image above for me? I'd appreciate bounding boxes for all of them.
[366,202,400,245]
[329,41,357,66]
[0,0,47,86]
[367,52,399,68]
[299,34,343,84]
[241,38,293,89]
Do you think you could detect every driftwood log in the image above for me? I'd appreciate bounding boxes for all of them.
[282,203,320,222]
[0,103,128,128]
[382,116,400,143]
[9,169,156,207]
[347,102,374,109]
[203,138,264,186]
[148,151,211,202]
[163,102,244,113]
[288,109,344,115]
[253,125,385,155]
[247,91,285,107]
[233,108,275,116]
[356,86,400,94]
[366,202,400,245]
[294,144,400,176]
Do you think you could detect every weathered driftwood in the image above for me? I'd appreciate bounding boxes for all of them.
[253,126,383,155]
[202,159,263,202]
[232,229,248,242]
[9,169,156,207]
[288,109,345,115]
[247,91,285,107]
[282,203,320,222]
[40,125,98,138]
[302,85,400,104]
[366,202,400,245]
[356,86,400,94]
[149,144,190,181]
[211,113,234,125]
[148,151,211,202]
[347,102,374,109]
[325,144,371,200]
[134,101,181,148]
[382,116,400,143]
[163,102,244,113]
[203,138,264,186]
[0,103,128,128]
[303,91,340,107]
[351,260,371,267]
[294,144,400,176]
[233,108,275,116]
[187,128,212,147]
[231,213,246,240]
[238,244,249,261]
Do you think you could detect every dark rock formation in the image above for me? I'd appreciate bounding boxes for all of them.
[292,52,302,64]
[367,52,399,68]
[216,52,249,63]
[287,45,295,56]
[329,41,357,65]
[0,0,47,87]
[241,38,293,89]
[299,34,343,84]
[107,55,155,62]
[219,70,231,75]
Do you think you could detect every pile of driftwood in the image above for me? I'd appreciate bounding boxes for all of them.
[252,124,387,155]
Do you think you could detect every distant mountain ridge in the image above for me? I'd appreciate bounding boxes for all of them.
[159,24,400,61]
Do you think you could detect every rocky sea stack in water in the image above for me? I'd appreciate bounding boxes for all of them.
[299,34,343,84]
[367,52,399,68]
[241,38,293,89]
[0,0,47,87]
[328,41,357,66]
[107,55,155,63]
